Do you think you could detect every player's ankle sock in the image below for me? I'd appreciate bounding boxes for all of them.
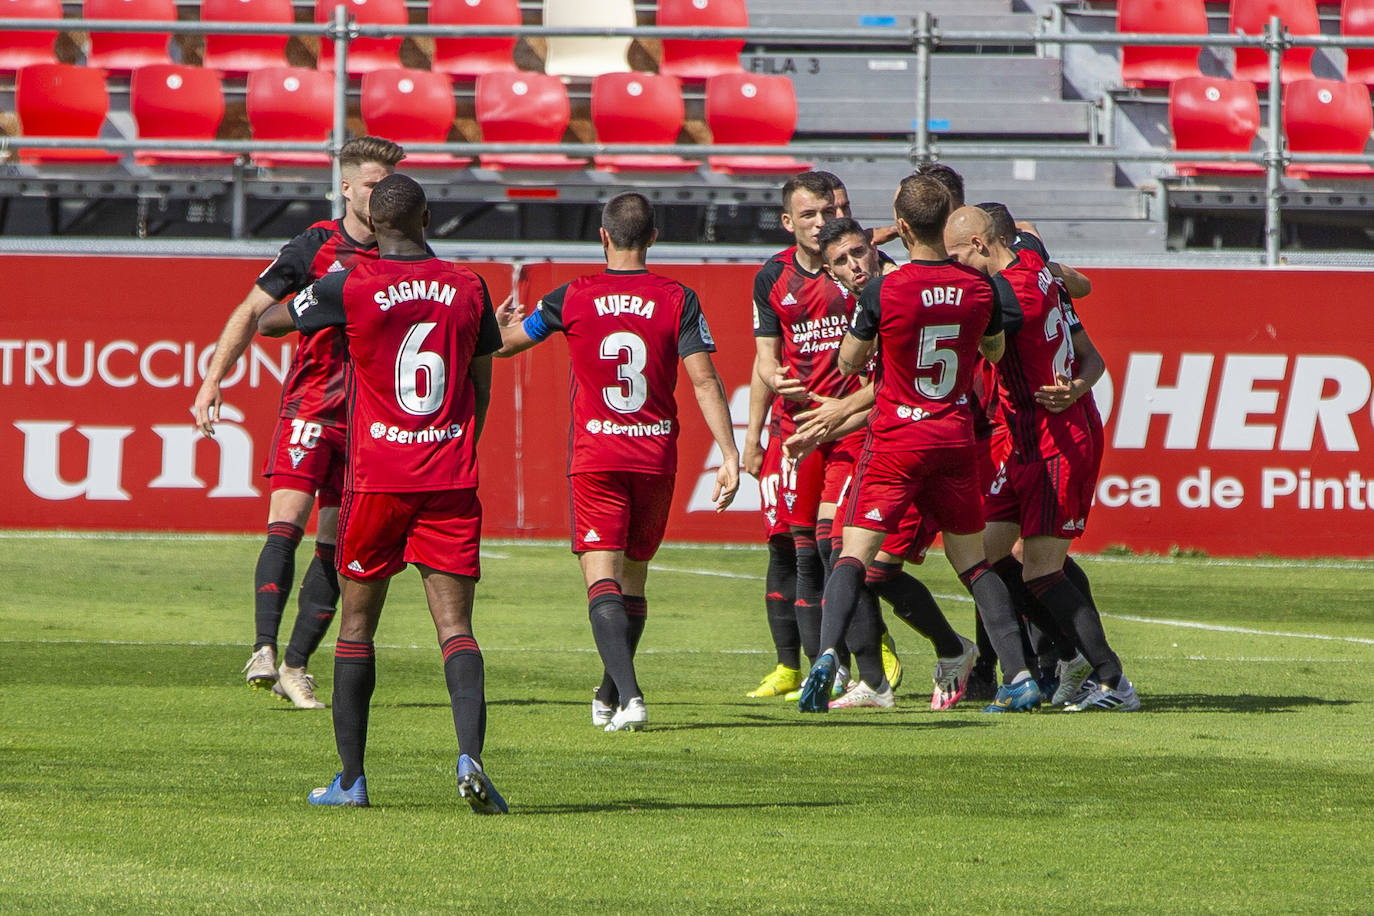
[1026,570,1123,688]
[284,542,338,669]
[765,535,801,668]
[866,561,963,658]
[845,585,885,690]
[253,522,303,650]
[332,639,375,790]
[959,561,1031,681]
[588,579,640,702]
[817,556,865,656]
[441,634,486,761]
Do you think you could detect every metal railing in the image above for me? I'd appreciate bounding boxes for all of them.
[1,13,1373,263]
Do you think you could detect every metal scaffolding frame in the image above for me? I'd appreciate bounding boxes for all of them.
[2,13,1374,264]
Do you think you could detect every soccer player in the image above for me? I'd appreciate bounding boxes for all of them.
[494,192,740,732]
[258,173,509,810]
[796,187,1039,715]
[944,206,1138,712]
[193,136,405,709]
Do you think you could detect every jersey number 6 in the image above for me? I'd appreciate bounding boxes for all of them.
[396,321,447,416]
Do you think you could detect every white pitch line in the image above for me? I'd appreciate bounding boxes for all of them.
[1101,613,1374,646]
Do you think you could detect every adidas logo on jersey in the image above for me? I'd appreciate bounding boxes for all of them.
[864,507,884,522]
[585,529,601,543]
[347,560,365,573]
[326,260,345,273]
[780,292,797,307]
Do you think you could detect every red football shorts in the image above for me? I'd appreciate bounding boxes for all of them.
[842,445,985,537]
[336,488,482,581]
[263,416,345,508]
[570,471,675,561]
[758,436,790,539]
[982,433,1101,539]
[832,471,934,564]
[977,422,1013,497]
[778,434,861,528]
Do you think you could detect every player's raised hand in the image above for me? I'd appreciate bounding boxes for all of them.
[192,378,221,437]
[770,365,810,402]
[494,293,524,328]
[712,455,741,512]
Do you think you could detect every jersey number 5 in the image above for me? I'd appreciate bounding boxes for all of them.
[396,321,446,416]
[915,324,961,399]
[600,331,648,413]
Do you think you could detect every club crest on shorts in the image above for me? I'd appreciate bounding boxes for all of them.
[288,447,307,469]
[783,491,797,510]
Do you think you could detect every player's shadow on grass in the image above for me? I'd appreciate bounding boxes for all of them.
[1141,693,1356,713]
[512,799,849,815]
[649,714,989,732]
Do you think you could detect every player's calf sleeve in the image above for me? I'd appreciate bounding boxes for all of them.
[1026,571,1123,688]
[595,594,650,708]
[793,530,824,663]
[845,586,886,689]
[815,519,834,578]
[765,535,801,668]
[1062,555,1097,608]
[332,639,375,790]
[588,578,641,702]
[442,634,486,763]
[972,612,996,677]
[867,561,963,658]
[958,561,1031,683]
[253,522,303,650]
[817,556,865,657]
[991,555,1072,666]
[284,542,339,669]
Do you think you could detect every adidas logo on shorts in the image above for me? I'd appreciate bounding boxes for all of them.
[585,529,601,543]
[347,560,365,573]
[864,507,883,522]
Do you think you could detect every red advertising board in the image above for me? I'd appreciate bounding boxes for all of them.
[2,254,1372,557]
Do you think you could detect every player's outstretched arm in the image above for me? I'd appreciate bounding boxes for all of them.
[836,333,874,378]
[1036,327,1105,414]
[742,361,771,477]
[978,331,1006,364]
[494,294,539,358]
[469,354,494,441]
[193,285,279,437]
[786,383,875,457]
[1050,262,1091,299]
[684,352,741,512]
[257,301,295,337]
[755,336,808,401]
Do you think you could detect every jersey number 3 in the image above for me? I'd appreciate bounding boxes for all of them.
[600,331,648,413]
[396,321,447,416]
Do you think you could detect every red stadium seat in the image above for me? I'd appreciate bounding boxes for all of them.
[1117,0,1206,89]
[246,66,334,167]
[15,63,122,163]
[361,68,472,168]
[315,0,405,76]
[1168,76,1265,176]
[84,0,175,72]
[1230,0,1319,86]
[201,0,293,76]
[705,72,811,175]
[1283,77,1374,177]
[1342,0,1374,87]
[474,70,587,170]
[591,73,699,173]
[130,64,238,165]
[429,0,519,80]
[657,0,747,82]
[0,0,61,74]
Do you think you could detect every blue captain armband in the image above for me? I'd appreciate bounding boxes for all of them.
[522,309,553,343]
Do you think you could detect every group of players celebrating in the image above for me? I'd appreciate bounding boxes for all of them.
[190,136,1134,815]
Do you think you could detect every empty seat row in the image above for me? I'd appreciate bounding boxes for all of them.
[1170,75,1374,178]
[1122,0,1374,89]
[10,63,810,175]
[0,0,748,80]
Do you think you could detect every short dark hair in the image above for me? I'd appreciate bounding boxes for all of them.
[601,192,656,250]
[781,171,834,212]
[894,175,951,245]
[911,162,964,209]
[810,170,847,193]
[976,201,1016,245]
[338,135,406,171]
[817,217,866,261]
[368,173,427,228]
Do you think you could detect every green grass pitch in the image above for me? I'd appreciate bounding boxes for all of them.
[2,533,1372,913]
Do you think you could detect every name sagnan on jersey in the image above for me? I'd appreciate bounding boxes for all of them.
[788,315,848,355]
[375,281,457,311]
[369,421,465,444]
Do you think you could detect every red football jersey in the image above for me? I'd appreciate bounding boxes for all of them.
[256,219,378,427]
[289,255,502,492]
[991,249,1095,461]
[524,269,716,476]
[753,248,863,425]
[849,258,1002,452]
